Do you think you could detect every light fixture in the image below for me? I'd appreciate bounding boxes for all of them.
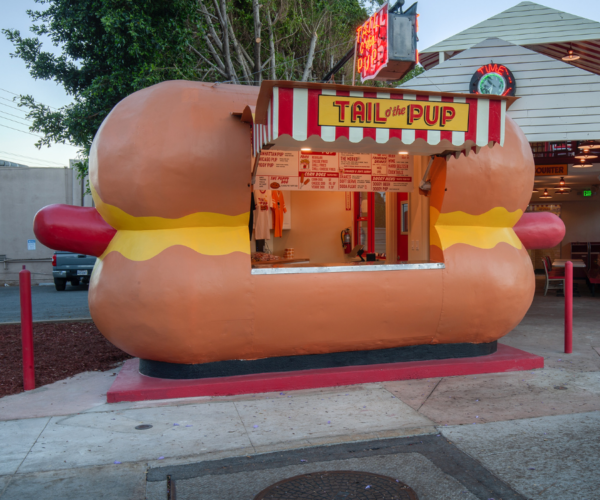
[532,188,539,193]
[573,158,593,168]
[558,177,567,187]
[300,147,312,151]
[539,189,552,199]
[562,45,580,62]
[398,151,409,155]
[578,140,600,150]
[575,152,598,160]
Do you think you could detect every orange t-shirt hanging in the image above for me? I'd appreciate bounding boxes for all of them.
[271,190,287,238]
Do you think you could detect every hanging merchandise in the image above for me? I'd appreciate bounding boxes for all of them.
[253,190,272,240]
[271,190,287,238]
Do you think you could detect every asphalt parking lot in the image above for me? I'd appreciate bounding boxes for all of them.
[0,284,90,323]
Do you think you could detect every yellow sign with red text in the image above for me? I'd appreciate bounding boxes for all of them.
[318,95,470,131]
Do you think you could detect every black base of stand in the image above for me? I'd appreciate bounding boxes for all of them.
[139,341,498,380]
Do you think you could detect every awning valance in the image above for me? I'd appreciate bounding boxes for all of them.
[247,81,516,158]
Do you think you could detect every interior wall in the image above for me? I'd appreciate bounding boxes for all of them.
[271,191,353,264]
[560,200,600,258]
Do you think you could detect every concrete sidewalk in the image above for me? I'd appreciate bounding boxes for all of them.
[0,276,599,499]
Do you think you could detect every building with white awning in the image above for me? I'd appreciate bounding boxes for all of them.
[401,1,600,272]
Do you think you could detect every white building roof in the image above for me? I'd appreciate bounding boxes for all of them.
[402,37,600,143]
[420,2,600,75]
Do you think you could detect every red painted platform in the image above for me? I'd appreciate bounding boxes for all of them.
[107,344,544,403]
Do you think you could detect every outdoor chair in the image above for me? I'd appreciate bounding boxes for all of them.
[542,257,564,296]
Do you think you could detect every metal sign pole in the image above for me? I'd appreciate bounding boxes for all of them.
[352,38,358,86]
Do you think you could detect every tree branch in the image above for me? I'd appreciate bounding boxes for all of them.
[252,0,262,85]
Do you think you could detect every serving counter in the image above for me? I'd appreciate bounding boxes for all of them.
[251,260,445,275]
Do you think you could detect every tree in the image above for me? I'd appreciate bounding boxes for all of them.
[4,0,422,179]
[3,0,204,177]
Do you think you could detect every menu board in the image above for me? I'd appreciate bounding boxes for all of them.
[256,151,413,193]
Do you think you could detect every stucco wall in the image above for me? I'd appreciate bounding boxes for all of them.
[0,167,90,285]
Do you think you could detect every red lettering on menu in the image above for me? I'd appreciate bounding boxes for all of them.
[440,106,456,127]
[333,101,350,121]
[407,104,424,125]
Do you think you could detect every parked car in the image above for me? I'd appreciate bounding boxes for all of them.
[52,251,96,291]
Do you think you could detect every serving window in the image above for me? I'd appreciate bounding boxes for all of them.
[249,149,436,274]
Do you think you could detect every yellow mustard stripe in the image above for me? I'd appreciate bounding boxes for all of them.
[435,226,522,251]
[430,207,523,251]
[436,207,522,228]
[91,184,249,230]
[100,227,250,261]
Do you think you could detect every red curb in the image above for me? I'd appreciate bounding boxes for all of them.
[107,344,544,403]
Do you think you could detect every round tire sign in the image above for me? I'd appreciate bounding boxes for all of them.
[470,64,516,97]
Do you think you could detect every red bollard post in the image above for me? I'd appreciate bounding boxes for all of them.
[565,261,573,354]
[19,265,35,390]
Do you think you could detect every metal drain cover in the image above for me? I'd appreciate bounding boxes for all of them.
[253,470,418,499]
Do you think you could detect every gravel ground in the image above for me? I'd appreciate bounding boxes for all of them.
[0,322,132,398]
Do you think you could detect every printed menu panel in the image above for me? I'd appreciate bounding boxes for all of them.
[255,151,413,192]
[257,151,299,177]
[300,152,338,172]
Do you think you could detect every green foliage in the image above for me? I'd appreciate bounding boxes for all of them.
[3,0,203,178]
[4,0,420,180]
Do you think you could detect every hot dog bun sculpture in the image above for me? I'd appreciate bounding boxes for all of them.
[34,81,564,367]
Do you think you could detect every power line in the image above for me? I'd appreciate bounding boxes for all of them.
[0,109,33,122]
[0,149,66,166]
[0,123,43,138]
[0,114,33,128]
[0,102,28,113]
[0,87,60,111]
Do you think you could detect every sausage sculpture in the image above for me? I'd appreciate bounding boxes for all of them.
[34,81,565,367]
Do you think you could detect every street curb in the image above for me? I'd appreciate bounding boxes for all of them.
[0,318,93,326]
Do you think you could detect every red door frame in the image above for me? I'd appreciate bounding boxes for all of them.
[397,193,409,261]
[353,192,375,252]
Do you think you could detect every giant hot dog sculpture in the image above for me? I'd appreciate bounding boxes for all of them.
[34,81,564,367]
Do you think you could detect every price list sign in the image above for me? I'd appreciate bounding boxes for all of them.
[255,151,413,192]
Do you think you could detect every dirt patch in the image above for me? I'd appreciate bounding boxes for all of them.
[0,322,132,398]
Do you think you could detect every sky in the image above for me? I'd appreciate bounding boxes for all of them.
[1,0,600,168]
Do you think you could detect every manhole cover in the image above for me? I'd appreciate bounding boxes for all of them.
[135,424,153,430]
[253,470,418,499]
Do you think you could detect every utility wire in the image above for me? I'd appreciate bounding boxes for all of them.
[0,123,43,138]
[0,101,28,113]
[0,109,33,122]
[0,114,33,128]
[0,87,60,111]
[0,149,66,166]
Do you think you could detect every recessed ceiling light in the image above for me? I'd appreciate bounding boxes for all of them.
[398,151,409,155]
[300,147,312,151]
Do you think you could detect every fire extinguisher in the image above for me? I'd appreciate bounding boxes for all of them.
[341,228,352,254]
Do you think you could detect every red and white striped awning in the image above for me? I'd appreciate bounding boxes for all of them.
[248,82,516,158]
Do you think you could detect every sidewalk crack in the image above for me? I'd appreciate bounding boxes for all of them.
[232,401,257,454]
[13,417,52,476]
[417,378,443,412]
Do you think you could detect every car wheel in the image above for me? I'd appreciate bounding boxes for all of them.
[70,278,80,286]
[54,278,67,291]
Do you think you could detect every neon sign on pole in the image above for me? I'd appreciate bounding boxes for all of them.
[354,2,418,83]
[356,4,389,82]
